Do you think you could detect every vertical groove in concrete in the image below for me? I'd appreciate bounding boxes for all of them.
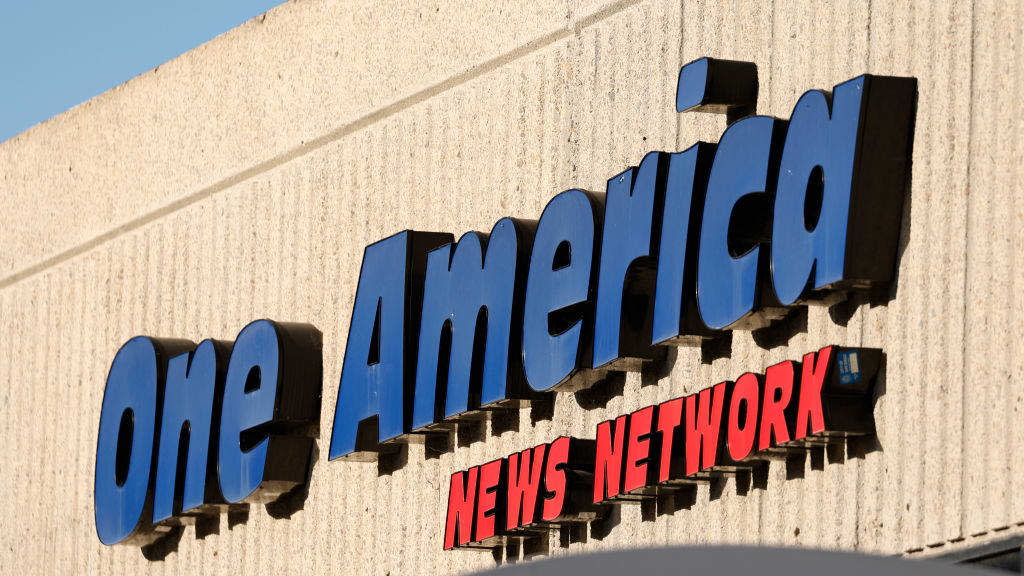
[1007,0,1024,532]
[964,0,1024,542]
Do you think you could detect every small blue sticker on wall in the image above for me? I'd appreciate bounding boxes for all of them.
[836,350,861,385]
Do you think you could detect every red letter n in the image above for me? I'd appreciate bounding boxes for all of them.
[593,414,628,503]
[443,466,478,550]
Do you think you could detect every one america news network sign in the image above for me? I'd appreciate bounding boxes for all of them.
[93,57,916,548]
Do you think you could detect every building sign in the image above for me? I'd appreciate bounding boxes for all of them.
[93,57,916,548]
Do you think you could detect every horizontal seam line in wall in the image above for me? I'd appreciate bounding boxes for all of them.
[0,0,641,292]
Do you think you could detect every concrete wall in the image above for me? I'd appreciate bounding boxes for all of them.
[0,0,1021,573]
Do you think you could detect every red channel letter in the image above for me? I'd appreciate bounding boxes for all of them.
[506,444,546,530]
[444,467,478,550]
[474,459,505,543]
[542,436,571,521]
[593,414,627,503]
[685,382,726,475]
[727,373,760,461]
[759,360,795,449]
[623,406,655,493]
[656,397,684,483]
[795,346,833,440]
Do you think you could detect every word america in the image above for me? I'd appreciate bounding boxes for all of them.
[329,59,914,461]
[444,345,881,549]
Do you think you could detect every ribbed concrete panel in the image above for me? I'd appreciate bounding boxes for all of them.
[964,0,1024,541]
[0,0,625,282]
[0,0,1022,574]
[0,291,9,564]
[855,0,975,553]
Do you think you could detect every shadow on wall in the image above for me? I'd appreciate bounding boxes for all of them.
[142,440,319,561]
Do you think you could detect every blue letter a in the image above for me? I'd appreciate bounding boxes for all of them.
[329,230,452,460]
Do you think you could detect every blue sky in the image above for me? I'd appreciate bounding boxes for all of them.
[0,1,286,143]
